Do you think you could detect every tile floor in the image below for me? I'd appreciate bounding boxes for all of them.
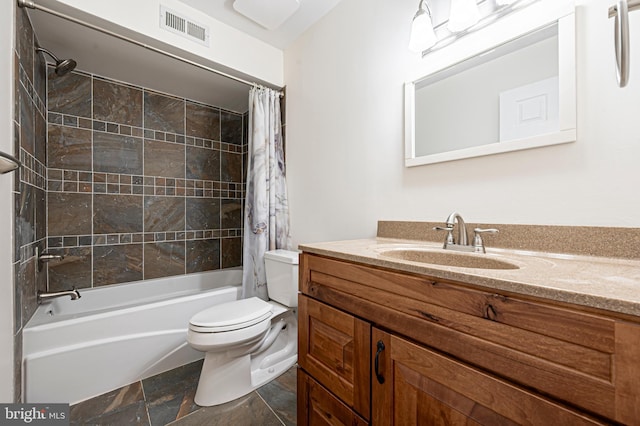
[69,360,297,425]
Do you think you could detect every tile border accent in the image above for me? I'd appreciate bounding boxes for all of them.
[48,229,242,248]
[47,168,245,198]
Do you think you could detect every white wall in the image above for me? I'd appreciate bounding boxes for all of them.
[0,0,15,402]
[36,0,284,86]
[284,0,640,248]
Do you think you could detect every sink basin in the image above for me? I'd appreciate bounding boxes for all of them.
[379,248,520,270]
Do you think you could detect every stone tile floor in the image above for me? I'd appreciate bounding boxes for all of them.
[69,360,297,425]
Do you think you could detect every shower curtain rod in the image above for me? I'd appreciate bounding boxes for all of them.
[17,0,284,96]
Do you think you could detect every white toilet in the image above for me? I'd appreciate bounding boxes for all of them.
[187,249,299,407]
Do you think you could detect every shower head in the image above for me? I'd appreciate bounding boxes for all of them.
[35,47,77,76]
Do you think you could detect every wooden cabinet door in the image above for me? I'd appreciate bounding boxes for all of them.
[298,295,371,420]
[371,328,608,426]
[298,368,368,426]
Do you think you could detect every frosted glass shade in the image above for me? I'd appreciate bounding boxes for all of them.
[496,0,518,4]
[448,0,481,32]
[409,10,437,52]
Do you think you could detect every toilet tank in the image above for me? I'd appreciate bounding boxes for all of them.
[264,249,299,307]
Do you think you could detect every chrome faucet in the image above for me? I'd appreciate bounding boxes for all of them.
[37,287,81,303]
[434,212,498,253]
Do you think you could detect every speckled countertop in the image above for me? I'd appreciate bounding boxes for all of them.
[299,238,640,317]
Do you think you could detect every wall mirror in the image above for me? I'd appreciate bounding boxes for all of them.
[404,2,576,167]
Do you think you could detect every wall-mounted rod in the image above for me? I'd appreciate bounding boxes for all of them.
[608,0,640,87]
[17,0,283,94]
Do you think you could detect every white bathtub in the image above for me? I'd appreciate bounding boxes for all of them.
[23,269,243,404]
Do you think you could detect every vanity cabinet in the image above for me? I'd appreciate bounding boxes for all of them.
[297,252,640,425]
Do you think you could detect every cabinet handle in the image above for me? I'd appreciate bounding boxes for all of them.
[375,340,385,384]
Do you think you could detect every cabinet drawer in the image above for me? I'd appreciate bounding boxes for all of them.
[372,329,608,426]
[298,294,371,420]
[302,254,640,423]
[298,369,368,426]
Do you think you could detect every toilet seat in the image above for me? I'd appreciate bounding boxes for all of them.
[189,297,273,333]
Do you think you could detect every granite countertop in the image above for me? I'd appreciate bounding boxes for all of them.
[299,237,640,317]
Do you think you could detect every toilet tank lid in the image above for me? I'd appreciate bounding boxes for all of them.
[264,249,299,264]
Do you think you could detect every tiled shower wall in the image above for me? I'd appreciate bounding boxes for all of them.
[45,71,247,290]
[13,7,48,402]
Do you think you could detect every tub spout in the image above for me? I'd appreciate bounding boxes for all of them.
[38,287,81,303]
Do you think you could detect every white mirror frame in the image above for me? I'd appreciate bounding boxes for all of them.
[404,0,576,167]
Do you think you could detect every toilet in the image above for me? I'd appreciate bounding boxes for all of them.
[187,249,299,407]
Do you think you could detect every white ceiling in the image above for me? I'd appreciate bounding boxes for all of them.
[26,0,344,113]
[180,0,344,50]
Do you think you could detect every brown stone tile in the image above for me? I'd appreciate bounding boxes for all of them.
[143,140,185,178]
[17,257,37,330]
[34,108,46,164]
[93,244,143,286]
[47,247,92,291]
[143,360,203,425]
[47,124,92,170]
[186,146,219,181]
[93,132,143,175]
[144,241,185,279]
[220,151,242,183]
[94,194,143,234]
[19,85,34,156]
[186,239,220,273]
[186,101,220,140]
[144,91,184,133]
[221,111,243,145]
[48,70,91,117]
[221,199,242,229]
[144,196,185,232]
[16,182,34,250]
[47,192,92,235]
[93,78,143,126]
[186,198,220,230]
[17,7,34,83]
[70,381,148,425]
[171,391,282,426]
[221,237,241,269]
[256,367,297,426]
[35,187,45,241]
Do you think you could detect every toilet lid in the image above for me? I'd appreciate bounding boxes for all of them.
[189,297,273,332]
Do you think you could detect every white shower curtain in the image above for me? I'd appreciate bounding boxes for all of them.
[242,86,291,300]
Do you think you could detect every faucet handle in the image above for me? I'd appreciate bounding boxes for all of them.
[472,228,499,253]
[434,225,455,247]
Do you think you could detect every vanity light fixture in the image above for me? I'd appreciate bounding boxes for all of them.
[447,0,481,32]
[409,0,437,52]
[409,0,542,55]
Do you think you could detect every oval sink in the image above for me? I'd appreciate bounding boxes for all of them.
[379,249,520,270]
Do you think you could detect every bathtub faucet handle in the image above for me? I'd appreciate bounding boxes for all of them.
[38,250,65,271]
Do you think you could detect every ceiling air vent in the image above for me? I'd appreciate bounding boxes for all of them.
[160,5,210,47]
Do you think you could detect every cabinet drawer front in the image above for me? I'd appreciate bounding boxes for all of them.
[302,254,638,421]
[298,369,368,426]
[298,295,371,419]
[373,329,607,426]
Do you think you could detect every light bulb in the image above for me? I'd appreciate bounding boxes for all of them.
[448,0,481,32]
[409,8,437,52]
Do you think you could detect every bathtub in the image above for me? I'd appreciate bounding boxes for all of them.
[23,268,243,404]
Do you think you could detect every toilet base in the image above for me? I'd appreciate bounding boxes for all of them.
[193,311,297,407]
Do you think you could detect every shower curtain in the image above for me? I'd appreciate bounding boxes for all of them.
[242,86,291,300]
